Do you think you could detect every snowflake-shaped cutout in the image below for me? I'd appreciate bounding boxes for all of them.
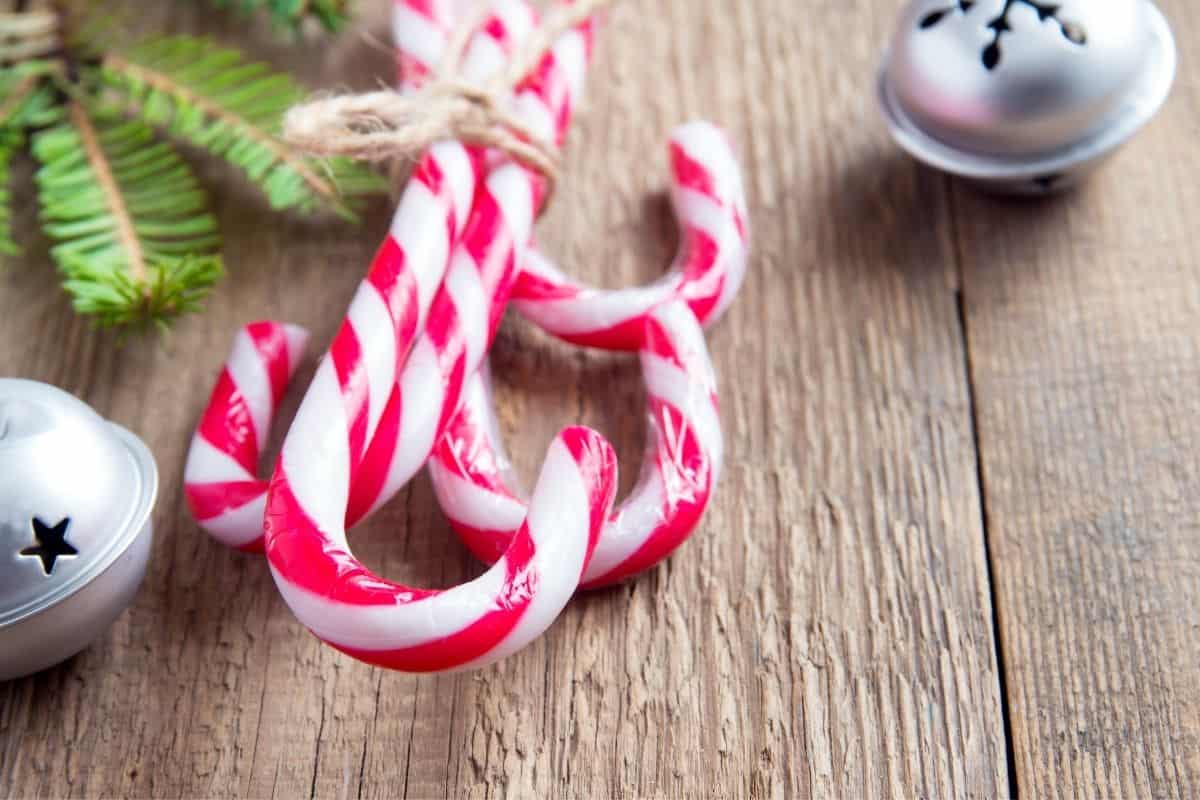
[919,1,1087,70]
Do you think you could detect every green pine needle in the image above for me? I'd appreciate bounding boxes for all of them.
[31,103,225,329]
[63,254,224,331]
[0,136,18,257]
[208,0,351,32]
[97,35,385,220]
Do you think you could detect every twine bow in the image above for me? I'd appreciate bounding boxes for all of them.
[282,0,612,189]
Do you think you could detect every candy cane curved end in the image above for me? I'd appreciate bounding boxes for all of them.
[511,121,750,352]
[430,300,721,589]
[184,321,310,552]
[264,426,617,672]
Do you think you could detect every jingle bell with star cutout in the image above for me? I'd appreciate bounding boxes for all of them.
[878,0,1177,193]
[0,379,157,681]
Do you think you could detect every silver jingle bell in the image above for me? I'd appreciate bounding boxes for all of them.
[878,0,1177,193]
[0,379,157,681]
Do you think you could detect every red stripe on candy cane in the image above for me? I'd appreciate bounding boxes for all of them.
[394,0,453,88]
[244,321,295,405]
[185,480,271,524]
[195,370,257,474]
[330,322,371,471]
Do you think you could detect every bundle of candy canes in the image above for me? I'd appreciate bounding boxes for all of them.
[184,0,749,673]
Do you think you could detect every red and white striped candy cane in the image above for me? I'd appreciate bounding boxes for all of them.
[341,0,541,526]
[183,321,309,550]
[182,12,513,551]
[430,299,723,587]
[262,1,609,672]
[427,121,748,586]
[348,1,594,522]
[394,0,533,90]
[513,120,749,351]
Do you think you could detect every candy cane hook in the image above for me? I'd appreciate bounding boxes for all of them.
[514,120,749,351]
[183,322,309,549]
[429,121,748,586]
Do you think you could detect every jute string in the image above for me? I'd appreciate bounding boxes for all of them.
[282,0,612,195]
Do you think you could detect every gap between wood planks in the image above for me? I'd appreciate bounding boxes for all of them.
[947,176,1021,800]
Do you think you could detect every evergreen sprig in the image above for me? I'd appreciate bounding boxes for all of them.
[98,36,383,219]
[0,8,386,331]
[33,104,224,329]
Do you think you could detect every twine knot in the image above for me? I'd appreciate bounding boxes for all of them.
[283,0,612,191]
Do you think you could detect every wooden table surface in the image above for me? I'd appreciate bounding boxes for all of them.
[3,1,1199,797]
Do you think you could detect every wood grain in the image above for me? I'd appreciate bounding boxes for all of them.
[954,1,1200,796]
[0,1,1012,797]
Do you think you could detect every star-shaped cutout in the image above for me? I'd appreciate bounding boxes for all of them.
[20,517,78,575]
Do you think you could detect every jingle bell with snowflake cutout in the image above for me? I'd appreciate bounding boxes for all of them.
[0,379,157,681]
[878,0,1177,193]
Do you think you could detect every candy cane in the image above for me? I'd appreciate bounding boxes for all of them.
[430,299,722,587]
[427,121,748,585]
[513,120,749,351]
[182,11,515,551]
[262,1,608,672]
[347,2,593,523]
[394,0,523,90]
[393,0,454,87]
[183,321,309,550]
[340,0,542,527]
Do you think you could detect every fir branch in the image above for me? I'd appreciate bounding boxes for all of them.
[31,103,224,328]
[98,36,384,219]
[106,52,334,202]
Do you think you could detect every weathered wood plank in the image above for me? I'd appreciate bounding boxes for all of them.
[955,2,1200,796]
[0,1,1007,797]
